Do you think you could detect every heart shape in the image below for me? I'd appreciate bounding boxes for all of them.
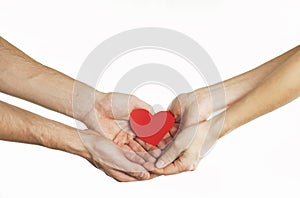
[129,109,175,146]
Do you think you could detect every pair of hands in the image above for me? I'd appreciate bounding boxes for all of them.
[76,88,222,182]
[0,36,223,182]
[1,37,298,182]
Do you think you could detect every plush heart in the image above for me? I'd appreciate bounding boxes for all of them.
[129,109,175,146]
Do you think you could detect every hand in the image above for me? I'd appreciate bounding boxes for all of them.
[158,88,212,148]
[169,88,212,128]
[78,91,161,173]
[79,129,151,182]
[154,115,223,175]
[154,88,224,174]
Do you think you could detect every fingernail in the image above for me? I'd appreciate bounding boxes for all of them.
[156,160,165,169]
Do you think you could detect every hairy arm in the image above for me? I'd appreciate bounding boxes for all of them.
[0,37,94,120]
[0,100,88,157]
[0,100,151,181]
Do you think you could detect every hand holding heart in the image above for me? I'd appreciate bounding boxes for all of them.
[79,88,219,181]
[78,92,161,181]
[123,88,218,178]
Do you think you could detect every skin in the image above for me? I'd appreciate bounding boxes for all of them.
[0,100,151,181]
[0,37,159,181]
[154,45,300,175]
[2,36,299,180]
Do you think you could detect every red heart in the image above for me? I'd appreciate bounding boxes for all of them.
[129,109,175,146]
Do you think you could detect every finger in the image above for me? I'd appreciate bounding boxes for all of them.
[157,123,180,150]
[143,161,156,171]
[152,150,200,175]
[157,131,176,150]
[155,143,185,169]
[168,95,186,123]
[135,138,162,158]
[135,137,156,151]
[157,139,168,150]
[170,123,180,137]
[152,157,187,175]
[155,135,187,169]
[157,129,176,150]
[113,155,151,180]
[158,123,179,149]
[128,139,156,163]
[132,96,153,113]
[112,128,131,145]
[105,168,137,182]
[155,126,198,169]
[127,170,151,181]
[110,93,153,120]
[149,173,160,180]
[157,138,172,150]
[96,143,150,180]
[121,144,146,164]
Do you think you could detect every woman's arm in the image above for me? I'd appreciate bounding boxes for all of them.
[166,45,300,135]
[219,49,300,137]
[154,46,300,174]
[194,45,300,112]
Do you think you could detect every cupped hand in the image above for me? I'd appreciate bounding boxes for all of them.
[169,88,213,130]
[80,92,161,173]
[153,87,225,175]
[156,88,212,149]
[153,114,223,175]
[79,129,150,182]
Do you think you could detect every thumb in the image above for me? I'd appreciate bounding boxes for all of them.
[156,125,198,168]
[131,95,154,113]
[168,96,183,123]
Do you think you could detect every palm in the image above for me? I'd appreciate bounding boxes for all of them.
[82,92,160,169]
[79,129,150,182]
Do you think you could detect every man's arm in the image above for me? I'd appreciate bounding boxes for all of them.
[0,100,88,157]
[0,100,150,181]
[0,37,158,169]
[0,37,95,120]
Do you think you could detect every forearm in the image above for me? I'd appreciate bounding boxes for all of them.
[219,50,300,137]
[195,45,300,111]
[0,37,100,120]
[0,100,89,158]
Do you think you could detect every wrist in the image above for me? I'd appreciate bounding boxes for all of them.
[72,81,106,122]
[216,110,234,138]
[191,87,216,116]
[40,121,91,160]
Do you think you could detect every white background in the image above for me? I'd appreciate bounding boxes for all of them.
[1,0,300,197]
